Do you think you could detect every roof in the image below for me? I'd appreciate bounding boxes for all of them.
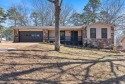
[120,35,125,42]
[13,22,114,30]
[13,26,83,30]
[85,22,114,27]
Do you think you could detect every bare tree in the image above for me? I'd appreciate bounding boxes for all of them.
[115,14,125,44]
[32,0,54,26]
[48,0,63,51]
[60,4,75,26]
[99,0,125,47]
[7,7,18,27]
[30,12,40,26]
[46,2,55,26]
[8,3,31,26]
[99,0,125,25]
[16,3,30,26]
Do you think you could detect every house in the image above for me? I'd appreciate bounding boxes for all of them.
[119,36,125,50]
[83,22,114,48]
[13,22,114,48]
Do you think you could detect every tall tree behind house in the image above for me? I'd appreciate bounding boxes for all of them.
[30,12,40,26]
[32,0,75,26]
[83,0,101,25]
[0,8,6,42]
[69,13,84,26]
[99,0,125,45]
[99,0,125,25]
[8,3,31,26]
[60,4,75,26]
[0,8,6,25]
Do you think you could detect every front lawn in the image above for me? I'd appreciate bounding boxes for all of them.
[0,43,124,84]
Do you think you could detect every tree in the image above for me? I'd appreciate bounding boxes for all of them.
[0,8,6,23]
[0,8,6,42]
[99,0,125,25]
[99,0,125,46]
[60,4,75,26]
[32,0,54,26]
[8,3,31,26]
[48,0,63,51]
[7,7,19,27]
[16,3,30,26]
[69,13,84,26]
[4,27,13,41]
[0,25,5,42]
[0,8,6,24]
[30,12,40,26]
[83,0,101,24]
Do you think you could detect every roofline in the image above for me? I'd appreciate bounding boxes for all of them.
[13,26,84,29]
[86,22,114,27]
[120,35,125,42]
[13,26,85,31]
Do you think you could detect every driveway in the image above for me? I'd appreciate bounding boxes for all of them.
[0,41,39,49]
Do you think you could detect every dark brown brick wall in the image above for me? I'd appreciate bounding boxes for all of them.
[13,29,19,42]
[43,29,49,42]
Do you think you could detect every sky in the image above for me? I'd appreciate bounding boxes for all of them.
[0,0,88,13]
[0,0,88,27]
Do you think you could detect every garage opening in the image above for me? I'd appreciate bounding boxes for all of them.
[19,31,43,42]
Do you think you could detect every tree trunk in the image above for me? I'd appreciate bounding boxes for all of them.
[35,18,37,26]
[14,20,17,27]
[55,0,60,51]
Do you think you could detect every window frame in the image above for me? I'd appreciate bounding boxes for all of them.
[101,28,107,39]
[60,31,65,41]
[90,28,96,38]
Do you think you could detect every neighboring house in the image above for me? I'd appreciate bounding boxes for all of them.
[13,22,114,48]
[120,36,125,50]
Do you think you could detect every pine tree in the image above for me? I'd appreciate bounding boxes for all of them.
[0,8,6,25]
[83,0,101,25]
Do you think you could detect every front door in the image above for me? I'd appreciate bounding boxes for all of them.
[60,31,65,44]
[71,31,78,45]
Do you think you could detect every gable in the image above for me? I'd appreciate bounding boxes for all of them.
[87,22,112,29]
[86,22,112,39]
[121,36,125,42]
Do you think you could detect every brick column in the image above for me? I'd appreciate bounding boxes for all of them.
[82,27,87,38]
[43,29,49,42]
[82,27,87,46]
[13,29,19,42]
[111,26,114,44]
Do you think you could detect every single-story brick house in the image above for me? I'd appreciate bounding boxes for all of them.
[13,22,114,48]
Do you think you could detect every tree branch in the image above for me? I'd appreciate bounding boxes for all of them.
[59,0,63,7]
[48,0,55,3]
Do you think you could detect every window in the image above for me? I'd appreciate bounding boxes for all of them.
[60,31,65,41]
[31,34,40,37]
[102,28,107,38]
[90,28,96,38]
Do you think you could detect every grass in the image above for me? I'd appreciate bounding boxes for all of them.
[0,43,125,84]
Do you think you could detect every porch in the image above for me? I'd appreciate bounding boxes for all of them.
[48,30,82,45]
